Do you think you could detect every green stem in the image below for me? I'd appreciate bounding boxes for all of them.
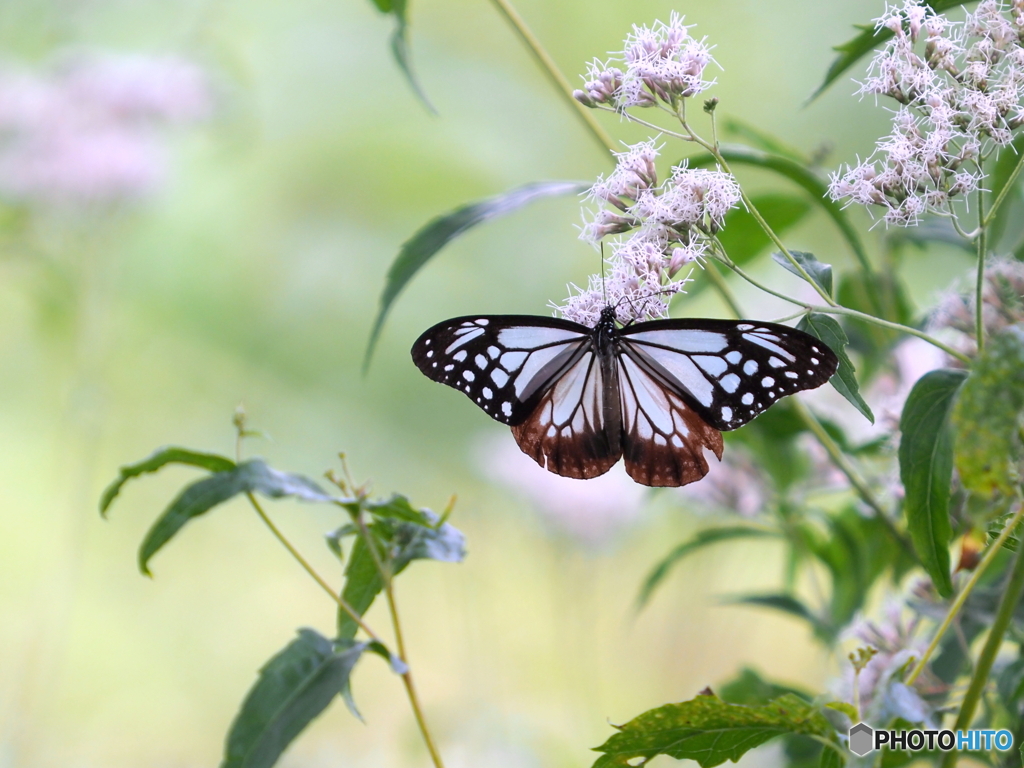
[906,502,1024,686]
[790,400,916,559]
[351,508,446,768]
[975,188,987,356]
[982,149,1024,228]
[246,493,383,642]
[941,530,1024,767]
[487,0,616,156]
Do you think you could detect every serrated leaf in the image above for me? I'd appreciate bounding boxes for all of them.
[899,369,966,597]
[591,693,835,768]
[798,313,874,423]
[338,512,465,639]
[952,326,1024,500]
[364,181,588,370]
[689,145,870,272]
[714,194,812,268]
[809,1,967,102]
[771,250,834,297]
[222,629,366,768]
[138,460,339,575]
[638,527,779,608]
[99,446,235,516]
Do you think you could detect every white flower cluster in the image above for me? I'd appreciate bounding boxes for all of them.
[829,0,1024,227]
[555,140,740,326]
[573,13,716,111]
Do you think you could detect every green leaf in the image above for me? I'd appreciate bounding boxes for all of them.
[798,314,874,424]
[725,594,831,639]
[952,326,1024,500]
[801,507,904,633]
[718,668,811,706]
[590,693,835,768]
[365,493,434,527]
[337,513,465,640]
[985,136,1024,251]
[364,181,588,370]
[367,0,434,112]
[771,250,834,297]
[99,446,235,516]
[819,746,844,768]
[138,460,338,575]
[809,1,968,102]
[222,629,367,768]
[637,527,779,608]
[689,145,870,272]
[714,194,812,268]
[722,118,810,165]
[899,369,967,597]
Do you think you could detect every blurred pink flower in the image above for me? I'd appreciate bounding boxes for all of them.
[675,448,766,517]
[479,435,647,548]
[0,52,212,205]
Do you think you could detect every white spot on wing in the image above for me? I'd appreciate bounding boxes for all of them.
[462,370,475,382]
[487,346,500,359]
[500,351,528,370]
[453,350,468,362]
[482,387,493,399]
[446,328,484,353]
[490,368,509,387]
[743,360,758,375]
[501,401,512,417]
[726,350,742,364]
[721,406,733,421]
[742,393,754,405]
[497,327,581,349]
[693,355,729,377]
[762,376,775,387]
[629,329,728,353]
[475,354,488,369]
[720,373,740,393]
[768,357,786,368]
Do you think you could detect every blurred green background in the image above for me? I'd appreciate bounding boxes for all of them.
[0,0,980,766]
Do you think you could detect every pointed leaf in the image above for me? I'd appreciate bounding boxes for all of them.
[689,145,870,272]
[725,593,831,639]
[365,493,433,527]
[138,460,338,575]
[771,250,834,297]
[387,0,436,114]
[722,118,810,164]
[638,527,779,608]
[364,181,588,369]
[222,630,366,768]
[899,369,966,597]
[953,326,1024,501]
[99,447,235,516]
[590,693,835,768]
[798,313,874,423]
[809,0,967,102]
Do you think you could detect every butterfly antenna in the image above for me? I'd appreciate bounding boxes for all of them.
[600,241,607,306]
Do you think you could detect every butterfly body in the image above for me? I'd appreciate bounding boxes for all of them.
[412,307,838,487]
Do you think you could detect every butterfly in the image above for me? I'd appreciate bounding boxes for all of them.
[411,306,839,487]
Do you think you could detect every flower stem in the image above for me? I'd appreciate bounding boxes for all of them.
[246,492,384,643]
[906,501,1024,687]
[351,508,446,768]
[981,148,1024,229]
[940,523,1024,767]
[487,0,616,156]
[975,188,987,355]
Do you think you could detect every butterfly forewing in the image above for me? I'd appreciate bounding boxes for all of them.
[510,348,623,479]
[619,319,838,431]
[411,315,590,425]
[618,353,724,486]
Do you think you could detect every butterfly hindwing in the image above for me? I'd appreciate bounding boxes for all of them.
[617,352,724,486]
[510,348,623,479]
[411,315,589,425]
[619,319,838,431]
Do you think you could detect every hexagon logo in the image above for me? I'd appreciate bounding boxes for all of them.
[849,722,874,756]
